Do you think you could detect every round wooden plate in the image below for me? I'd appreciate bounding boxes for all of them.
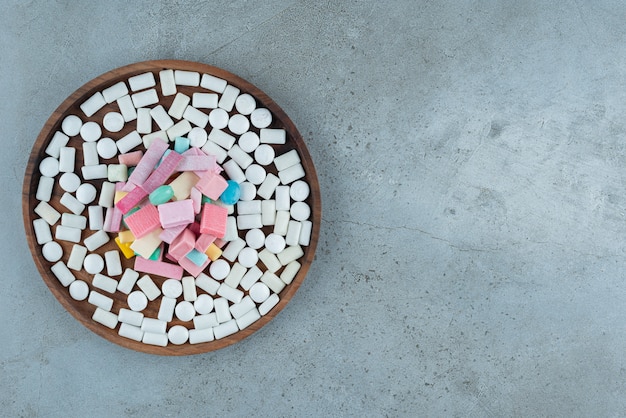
[22,60,320,355]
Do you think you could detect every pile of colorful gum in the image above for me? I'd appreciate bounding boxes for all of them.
[31,68,313,346]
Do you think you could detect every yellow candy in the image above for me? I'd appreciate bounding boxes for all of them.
[115,236,135,259]
[114,191,128,204]
[118,230,135,243]
[205,243,222,261]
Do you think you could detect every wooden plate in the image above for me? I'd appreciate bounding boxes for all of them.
[22,60,320,355]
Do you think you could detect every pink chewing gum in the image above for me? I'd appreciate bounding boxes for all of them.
[118,150,144,166]
[177,155,217,172]
[127,137,168,186]
[200,203,228,238]
[158,199,195,229]
[140,151,184,194]
[159,224,187,244]
[178,255,210,278]
[195,171,228,200]
[195,233,216,253]
[104,207,123,233]
[116,186,148,214]
[134,257,183,280]
[168,228,195,261]
[124,204,161,238]
[190,187,202,214]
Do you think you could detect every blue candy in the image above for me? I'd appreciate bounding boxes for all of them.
[220,180,241,205]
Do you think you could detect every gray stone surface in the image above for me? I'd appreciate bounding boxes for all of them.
[3,1,626,416]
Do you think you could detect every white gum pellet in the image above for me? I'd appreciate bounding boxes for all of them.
[209,108,229,129]
[174,70,200,86]
[193,313,218,330]
[39,157,59,177]
[182,276,197,302]
[237,200,261,215]
[84,230,109,251]
[61,115,82,137]
[214,297,232,323]
[249,282,270,303]
[102,81,128,103]
[58,147,75,173]
[239,265,263,291]
[137,275,161,301]
[92,308,118,329]
[60,192,85,215]
[162,279,183,299]
[129,72,156,91]
[195,273,220,295]
[278,163,305,185]
[103,112,125,133]
[175,301,196,322]
[128,290,148,311]
[107,164,128,183]
[235,94,256,115]
[131,89,159,108]
[245,229,265,250]
[55,225,81,243]
[168,93,191,119]
[36,176,54,202]
[46,131,70,158]
[76,183,97,205]
[236,214,263,230]
[273,210,290,236]
[117,95,137,122]
[222,217,238,241]
[142,332,168,347]
[265,233,286,254]
[200,73,227,93]
[59,172,81,193]
[142,319,167,335]
[84,253,104,274]
[209,259,230,281]
[224,262,247,289]
[258,249,282,273]
[80,92,106,117]
[157,297,176,322]
[183,105,209,128]
[116,130,142,153]
[275,186,290,211]
[227,144,253,169]
[245,164,266,185]
[98,181,115,208]
[97,137,119,159]
[239,132,260,153]
[194,295,214,315]
[159,69,177,96]
[214,319,239,339]
[193,92,218,108]
[34,201,61,225]
[274,149,300,171]
[69,280,89,301]
[260,128,286,145]
[290,201,311,221]
[236,307,261,330]
[239,183,256,201]
[80,121,102,142]
[261,200,276,226]
[166,120,192,141]
[218,85,240,112]
[88,290,113,311]
[168,325,189,345]
[61,213,87,230]
[188,127,208,148]
[136,108,152,134]
[118,308,144,327]
[209,128,236,150]
[290,180,310,201]
[280,261,301,285]
[285,221,302,246]
[200,140,228,164]
[119,323,144,342]
[257,174,280,200]
[258,293,280,316]
[229,296,255,319]
[92,273,118,293]
[51,261,76,287]
[117,268,140,294]
[250,108,272,128]
[81,164,108,180]
[67,244,87,271]
[228,114,250,135]
[150,105,174,130]
[299,220,312,246]
[33,218,52,245]
[104,250,122,276]
[142,131,166,148]
[277,245,304,266]
[189,328,215,344]
[223,160,246,183]
[82,142,99,166]
[42,241,62,262]
[254,144,275,166]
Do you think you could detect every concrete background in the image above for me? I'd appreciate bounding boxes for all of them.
[3,1,626,416]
